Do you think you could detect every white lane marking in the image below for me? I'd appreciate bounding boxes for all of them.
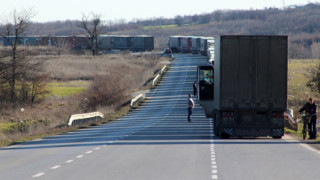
[212,170,218,174]
[300,143,318,152]
[283,135,320,155]
[33,173,45,178]
[210,118,218,179]
[76,155,84,158]
[212,175,218,179]
[95,147,101,150]
[86,151,93,154]
[50,165,61,170]
[65,159,73,163]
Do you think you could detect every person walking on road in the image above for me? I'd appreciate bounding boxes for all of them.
[299,98,318,139]
[193,81,197,96]
[188,94,195,122]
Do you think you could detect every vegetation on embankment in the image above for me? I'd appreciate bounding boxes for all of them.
[286,59,320,142]
[0,48,169,146]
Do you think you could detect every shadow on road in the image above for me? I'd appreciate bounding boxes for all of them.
[0,54,307,151]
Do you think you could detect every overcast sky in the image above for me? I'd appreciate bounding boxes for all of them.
[0,0,319,23]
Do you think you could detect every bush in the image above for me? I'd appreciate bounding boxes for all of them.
[81,74,130,111]
[307,62,320,93]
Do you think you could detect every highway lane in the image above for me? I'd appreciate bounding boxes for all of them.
[0,54,215,180]
[1,54,320,180]
[214,137,320,180]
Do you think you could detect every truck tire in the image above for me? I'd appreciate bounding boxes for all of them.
[221,132,230,139]
[213,113,219,136]
[272,136,282,139]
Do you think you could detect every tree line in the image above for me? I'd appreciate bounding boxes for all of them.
[4,3,316,59]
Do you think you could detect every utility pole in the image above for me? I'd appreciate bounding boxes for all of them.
[282,0,286,9]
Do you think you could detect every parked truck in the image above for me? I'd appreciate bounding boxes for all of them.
[168,36,182,53]
[132,35,154,52]
[210,35,288,138]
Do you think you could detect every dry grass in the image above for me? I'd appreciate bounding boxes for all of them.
[0,49,168,146]
[287,59,320,142]
[288,59,320,117]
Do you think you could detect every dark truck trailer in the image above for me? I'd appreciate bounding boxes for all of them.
[113,36,133,50]
[169,36,182,53]
[200,37,214,56]
[98,35,114,50]
[214,35,288,138]
[132,35,154,52]
[191,37,201,54]
[181,36,192,53]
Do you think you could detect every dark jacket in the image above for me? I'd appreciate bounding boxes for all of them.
[299,102,317,115]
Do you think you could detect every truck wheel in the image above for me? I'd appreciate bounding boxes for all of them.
[272,136,282,139]
[213,114,219,136]
[221,132,230,139]
[215,126,219,136]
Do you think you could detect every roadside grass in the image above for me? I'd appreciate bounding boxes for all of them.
[287,59,320,142]
[143,24,178,30]
[0,53,170,147]
[46,81,89,97]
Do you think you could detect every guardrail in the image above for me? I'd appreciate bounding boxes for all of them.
[152,65,167,86]
[160,65,167,74]
[152,74,160,86]
[130,93,144,107]
[68,112,104,126]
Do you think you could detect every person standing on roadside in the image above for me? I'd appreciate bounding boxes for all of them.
[299,98,318,139]
[193,81,197,96]
[188,94,194,122]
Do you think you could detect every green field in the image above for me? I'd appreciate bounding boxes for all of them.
[46,81,89,97]
[143,24,178,30]
[287,59,320,141]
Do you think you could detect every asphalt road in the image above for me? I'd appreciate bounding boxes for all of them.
[0,54,320,180]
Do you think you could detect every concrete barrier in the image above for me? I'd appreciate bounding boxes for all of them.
[160,65,167,74]
[68,112,104,126]
[152,65,167,86]
[152,74,160,86]
[130,94,144,107]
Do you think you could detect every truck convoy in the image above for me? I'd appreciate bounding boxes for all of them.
[169,35,288,138]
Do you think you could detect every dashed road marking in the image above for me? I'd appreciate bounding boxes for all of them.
[65,159,73,163]
[32,173,45,178]
[86,151,93,154]
[95,147,101,150]
[212,174,218,179]
[76,155,84,159]
[212,170,218,173]
[50,165,61,170]
[210,118,218,179]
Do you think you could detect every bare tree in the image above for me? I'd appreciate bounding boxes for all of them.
[0,9,33,102]
[78,14,104,55]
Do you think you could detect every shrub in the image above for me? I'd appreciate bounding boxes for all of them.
[81,74,130,111]
[307,61,320,93]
